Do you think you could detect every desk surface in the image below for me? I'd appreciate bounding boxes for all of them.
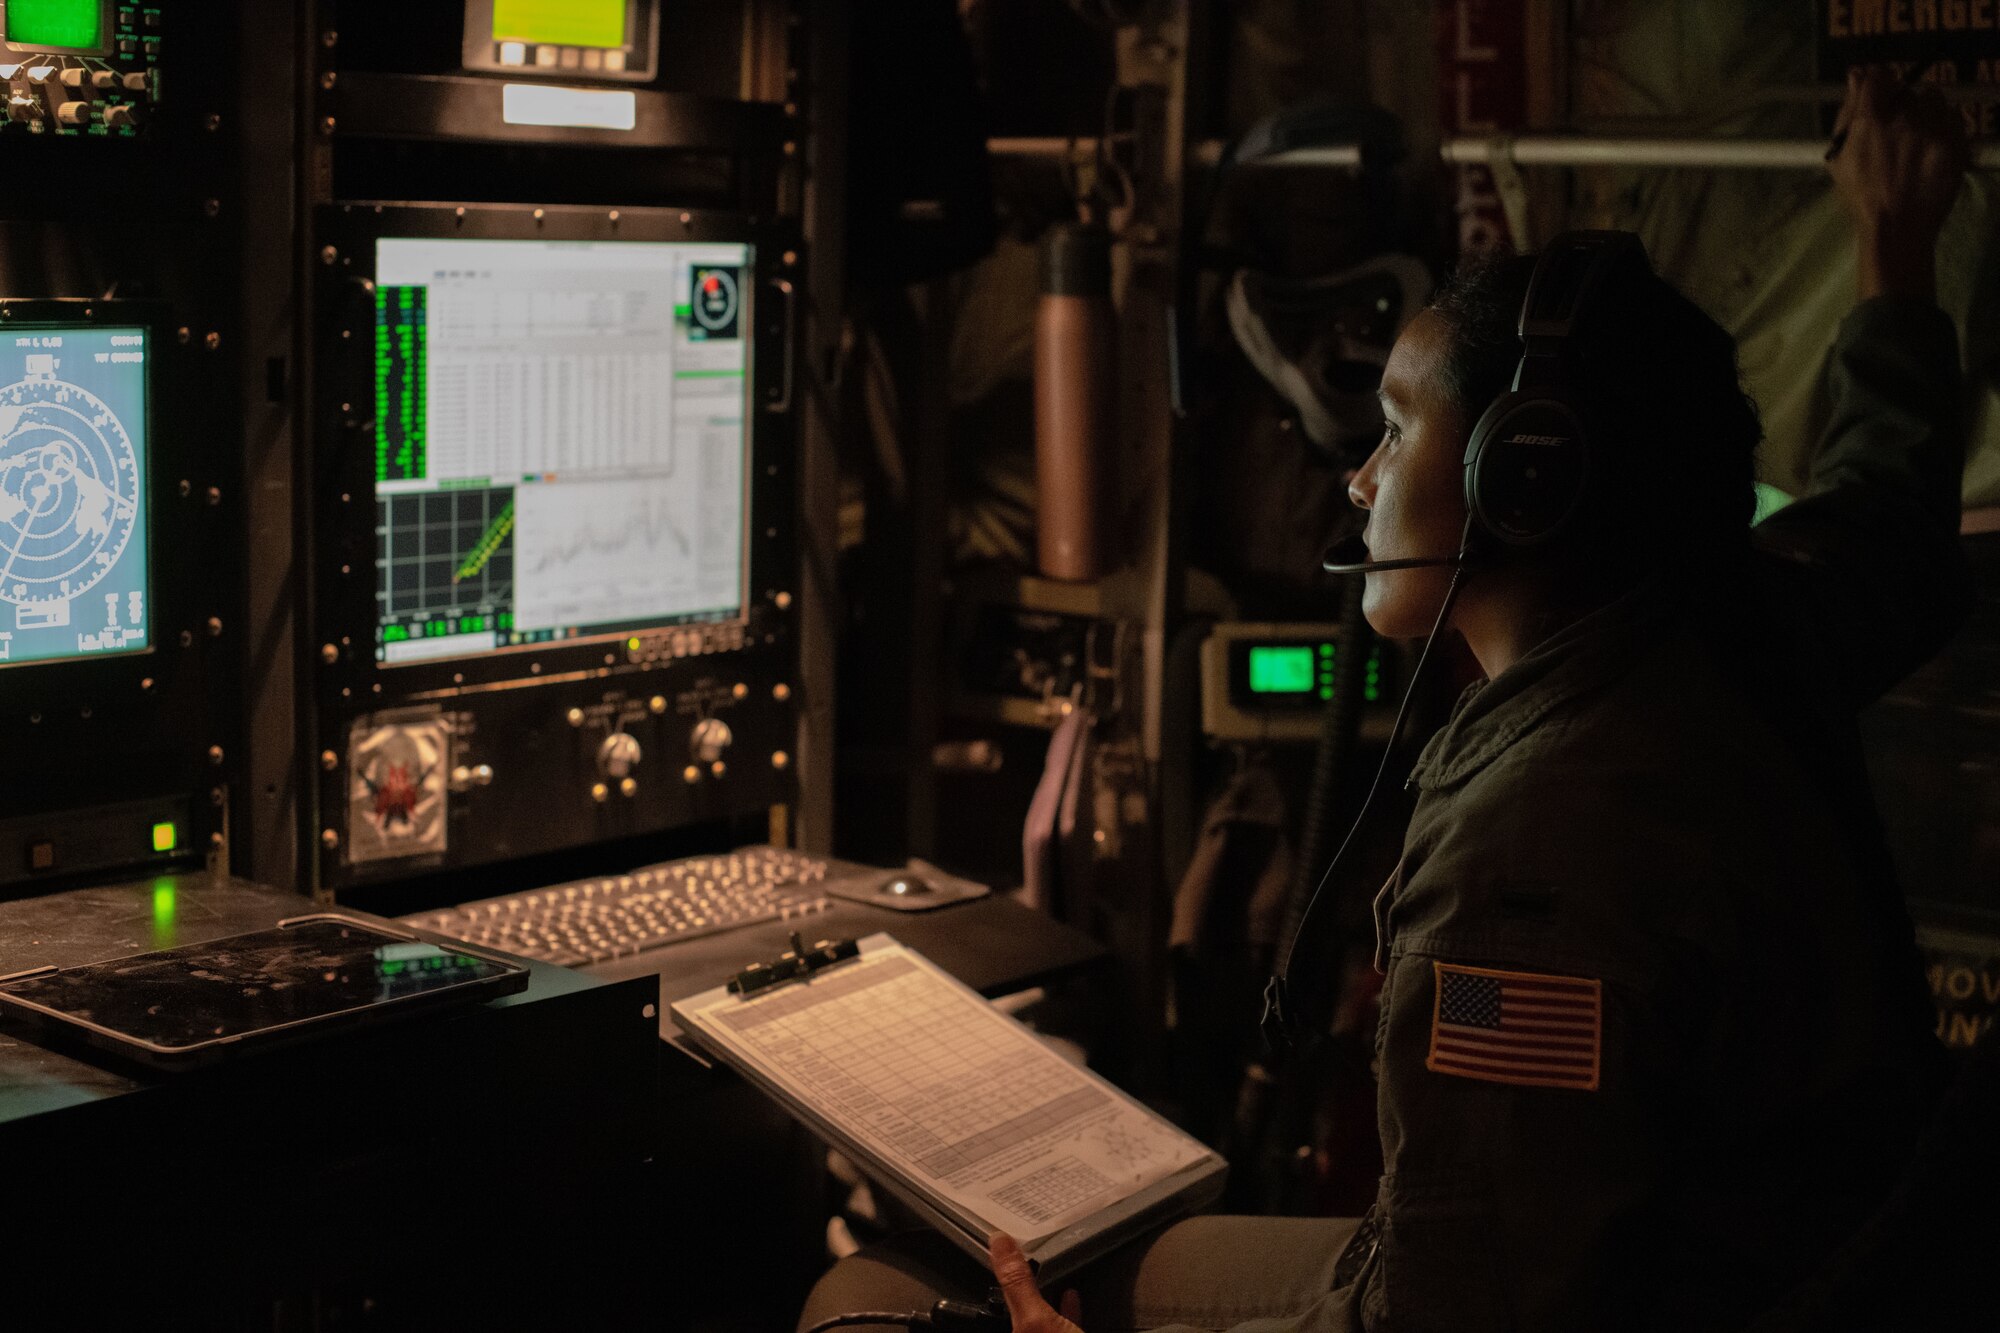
[0,869,1109,1113]
[0,873,663,1327]
[0,873,608,1128]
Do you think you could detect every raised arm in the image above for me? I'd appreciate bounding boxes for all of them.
[1753,67,1973,706]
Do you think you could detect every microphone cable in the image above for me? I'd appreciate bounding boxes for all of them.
[1261,516,1476,1045]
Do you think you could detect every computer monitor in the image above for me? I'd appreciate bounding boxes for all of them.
[0,322,149,667]
[370,236,750,667]
[462,0,658,81]
[2,0,113,56]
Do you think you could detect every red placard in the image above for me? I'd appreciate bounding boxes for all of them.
[1438,0,1530,254]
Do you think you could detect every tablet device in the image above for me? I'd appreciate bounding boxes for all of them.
[0,914,530,1069]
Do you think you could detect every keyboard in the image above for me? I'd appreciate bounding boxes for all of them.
[402,846,836,967]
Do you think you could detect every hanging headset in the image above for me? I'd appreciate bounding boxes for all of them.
[1268,230,1652,1046]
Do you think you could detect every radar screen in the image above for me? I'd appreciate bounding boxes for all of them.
[0,323,148,667]
[371,237,750,666]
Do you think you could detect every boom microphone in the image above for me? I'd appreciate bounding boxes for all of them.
[1320,533,1468,575]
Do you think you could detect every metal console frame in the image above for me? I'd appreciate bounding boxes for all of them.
[304,201,802,894]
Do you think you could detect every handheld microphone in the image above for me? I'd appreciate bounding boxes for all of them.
[1321,533,1469,575]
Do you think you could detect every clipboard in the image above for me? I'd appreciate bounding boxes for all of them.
[671,933,1227,1280]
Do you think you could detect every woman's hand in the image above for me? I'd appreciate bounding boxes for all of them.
[1827,64,1970,301]
[988,1234,1085,1333]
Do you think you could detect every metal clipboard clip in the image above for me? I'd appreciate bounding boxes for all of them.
[726,931,862,997]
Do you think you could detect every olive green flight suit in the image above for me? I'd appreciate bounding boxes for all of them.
[1289,294,1968,1333]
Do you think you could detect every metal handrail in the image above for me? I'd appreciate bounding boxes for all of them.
[1441,133,2000,170]
[987,134,2000,171]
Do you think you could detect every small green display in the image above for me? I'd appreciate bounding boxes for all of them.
[491,0,626,48]
[1248,646,1316,695]
[5,0,105,51]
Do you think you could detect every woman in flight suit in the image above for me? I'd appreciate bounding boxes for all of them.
[804,66,1975,1333]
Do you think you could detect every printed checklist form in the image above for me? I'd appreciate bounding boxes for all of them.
[672,935,1226,1277]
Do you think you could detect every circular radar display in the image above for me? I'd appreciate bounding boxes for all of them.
[0,373,141,615]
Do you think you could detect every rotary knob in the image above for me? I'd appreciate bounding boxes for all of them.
[689,717,733,764]
[597,732,643,779]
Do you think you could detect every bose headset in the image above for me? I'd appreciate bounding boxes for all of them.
[1263,230,1653,1044]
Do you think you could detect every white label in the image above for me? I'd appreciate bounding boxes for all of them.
[501,83,637,132]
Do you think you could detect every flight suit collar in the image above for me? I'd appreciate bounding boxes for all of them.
[1407,578,1671,793]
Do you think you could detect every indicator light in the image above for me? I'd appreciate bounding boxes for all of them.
[151,821,177,853]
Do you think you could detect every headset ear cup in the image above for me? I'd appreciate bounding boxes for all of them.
[1463,395,1590,547]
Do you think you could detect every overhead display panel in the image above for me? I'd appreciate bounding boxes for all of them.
[462,0,658,82]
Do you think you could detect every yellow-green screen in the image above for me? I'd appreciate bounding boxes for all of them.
[491,0,626,47]
[6,0,104,50]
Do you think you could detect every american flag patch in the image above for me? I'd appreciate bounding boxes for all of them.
[1426,962,1601,1091]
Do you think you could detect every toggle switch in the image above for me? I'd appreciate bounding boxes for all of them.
[689,717,733,764]
[597,731,642,779]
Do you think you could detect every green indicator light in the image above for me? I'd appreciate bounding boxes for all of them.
[1248,645,1316,694]
[151,821,177,854]
[151,879,176,925]
[381,960,404,976]
[1365,684,1381,702]
[1319,686,1334,700]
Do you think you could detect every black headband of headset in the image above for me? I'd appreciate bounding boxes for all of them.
[1513,230,1649,394]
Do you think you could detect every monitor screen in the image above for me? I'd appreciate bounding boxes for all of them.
[3,0,108,54]
[0,323,149,667]
[371,237,750,666]
[490,0,626,48]
[1246,645,1315,695]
